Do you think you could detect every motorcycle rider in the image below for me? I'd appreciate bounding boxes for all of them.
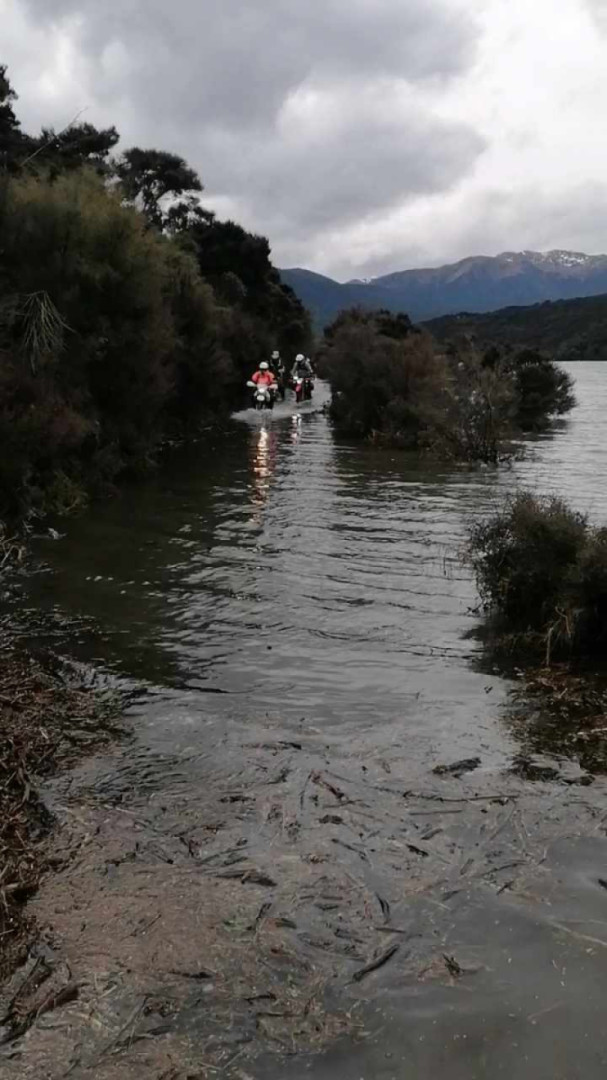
[250,360,277,401]
[291,354,313,380]
[270,350,286,399]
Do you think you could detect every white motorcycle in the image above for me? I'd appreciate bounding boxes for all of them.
[247,380,275,411]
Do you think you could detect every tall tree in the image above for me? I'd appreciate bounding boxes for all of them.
[114,148,203,229]
[28,121,120,174]
[0,65,30,171]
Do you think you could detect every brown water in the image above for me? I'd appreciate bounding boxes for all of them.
[8,364,607,1079]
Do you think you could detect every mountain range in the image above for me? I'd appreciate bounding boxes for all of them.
[280,250,607,328]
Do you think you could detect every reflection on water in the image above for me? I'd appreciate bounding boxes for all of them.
[249,426,278,521]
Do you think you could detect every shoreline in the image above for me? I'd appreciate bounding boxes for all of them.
[3,642,607,1076]
[0,644,125,1039]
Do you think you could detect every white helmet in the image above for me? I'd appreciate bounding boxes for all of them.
[271,350,280,359]
[260,361,269,371]
[295,354,304,363]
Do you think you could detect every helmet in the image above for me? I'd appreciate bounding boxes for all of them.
[295,354,304,363]
[271,350,280,359]
[260,361,269,371]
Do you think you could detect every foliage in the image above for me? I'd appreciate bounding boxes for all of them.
[188,216,312,366]
[428,293,607,364]
[321,309,575,459]
[114,147,203,229]
[505,347,576,430]
[0,65,28,171]
[319,309,437,445]
[0,170,229,517]
[320,309,515,461]
[467,493,607,660]
[0,64,313,524]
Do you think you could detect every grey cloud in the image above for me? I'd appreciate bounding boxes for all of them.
[16,0,484,269]
[205,100,485,232]
[348,182,607,281]
[583,0,607,33]
[23,0,479,131]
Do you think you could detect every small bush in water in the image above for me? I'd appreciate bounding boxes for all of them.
[320,310,576,461]
[320,309,517,462]
[467,493,607,660]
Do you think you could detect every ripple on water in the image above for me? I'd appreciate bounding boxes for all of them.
[11,365,607,751]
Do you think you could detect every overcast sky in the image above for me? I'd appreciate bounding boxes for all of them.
[3,0,607,279]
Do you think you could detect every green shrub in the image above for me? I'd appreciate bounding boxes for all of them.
[322,312,442,446]
[0,170,232,518]
[504,348,576,431]
[321,310,576,461]
[467,493,607,659]
[321,309,516,461]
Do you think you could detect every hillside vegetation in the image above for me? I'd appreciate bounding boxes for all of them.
[0,65,311,524]
[427,293,607,362]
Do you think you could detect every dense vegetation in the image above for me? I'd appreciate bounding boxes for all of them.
[468,493,607,661]
[319,308,575,460]
[427,293,607,363]
[0,65,311,522]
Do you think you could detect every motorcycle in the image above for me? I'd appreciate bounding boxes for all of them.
[293,375,314,404]
[247,380,275,411]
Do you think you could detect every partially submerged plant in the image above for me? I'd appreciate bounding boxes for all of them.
[467,493,607,661]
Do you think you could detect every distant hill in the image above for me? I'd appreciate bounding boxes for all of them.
[277,268,399,329]
[425,293,607,362]
[280,250,607,328]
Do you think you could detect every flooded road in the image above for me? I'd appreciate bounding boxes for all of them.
[6,364,607,1078]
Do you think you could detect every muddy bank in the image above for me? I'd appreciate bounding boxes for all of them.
[0,646,124,1030]
[3,677,607,1079]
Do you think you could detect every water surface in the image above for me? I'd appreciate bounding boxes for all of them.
[11,363,607,1080]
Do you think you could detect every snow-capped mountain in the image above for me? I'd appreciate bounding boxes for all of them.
[280,250,607,327]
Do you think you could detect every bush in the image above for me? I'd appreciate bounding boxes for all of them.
[321,311,441,446]
[0,64,314,527]
[467,493,607,659]
[321,309,516,461]
[321,310,576,461]
[502,347,576,431]
[0,170,231,517]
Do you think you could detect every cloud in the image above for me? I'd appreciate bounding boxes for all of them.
[20,0,479,134]
[6,0,607,278]
[312,180,607,281]
[583,0,607,33]
[203,82,485,235]
[4,0,485,270]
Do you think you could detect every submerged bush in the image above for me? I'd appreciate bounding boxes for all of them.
[320,310,443,446]
[495,347,576,431]
[321,309,517,462]
[467,493,607,660]
[321,309,576,461]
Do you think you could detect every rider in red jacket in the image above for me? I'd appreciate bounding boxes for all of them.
[251,361,277,389]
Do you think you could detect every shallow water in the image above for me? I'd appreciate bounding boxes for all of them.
[9,363,607,1079]
[15,364,607,770]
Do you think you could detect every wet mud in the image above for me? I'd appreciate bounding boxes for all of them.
[4,367,607,1077]
[4,703,607,1078]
